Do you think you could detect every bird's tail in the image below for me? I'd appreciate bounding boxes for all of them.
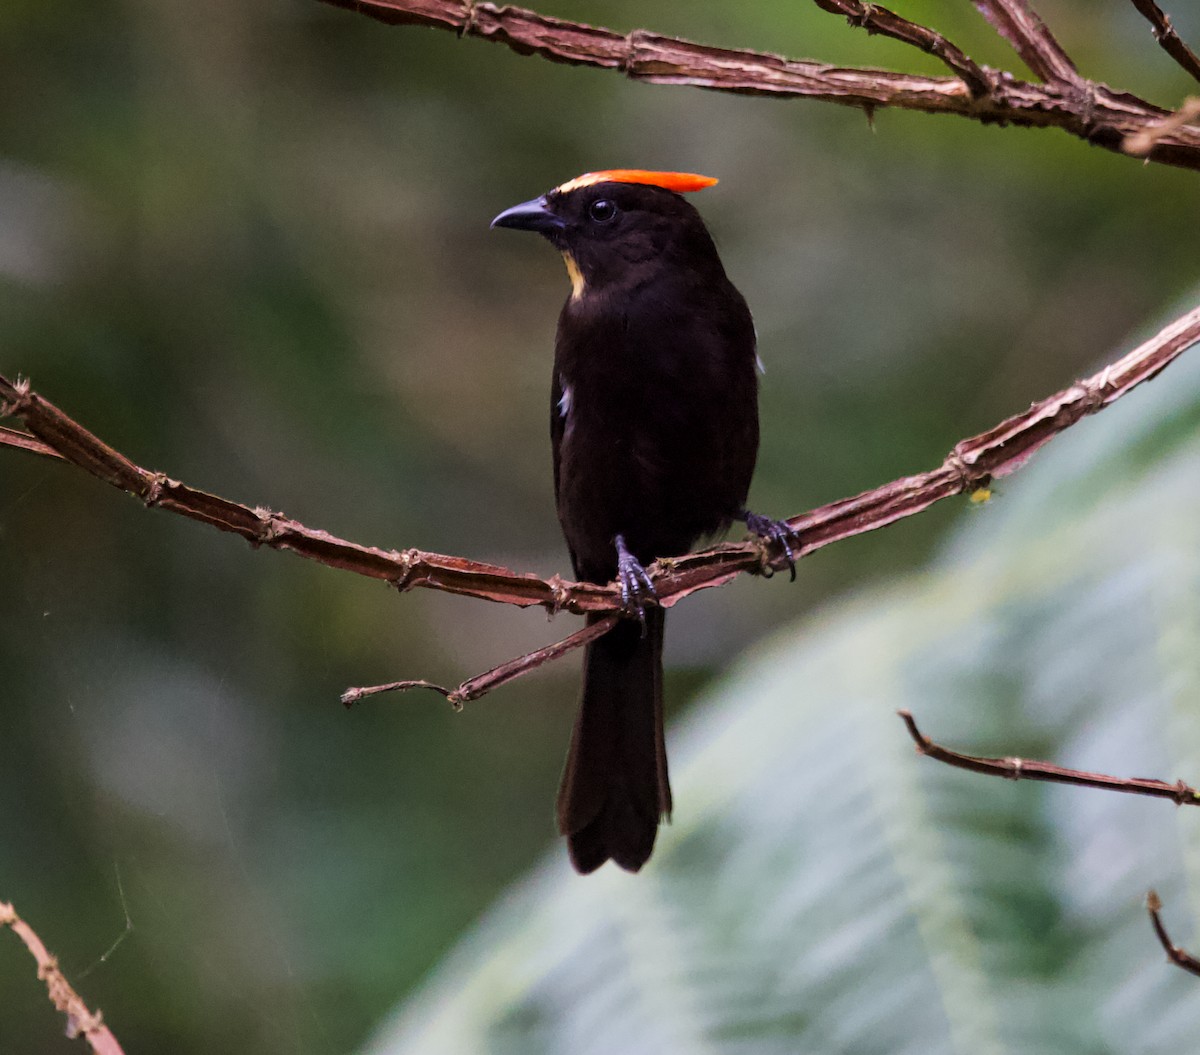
[556,609,672,873]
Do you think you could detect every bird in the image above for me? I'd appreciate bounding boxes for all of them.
[492,170,794,874]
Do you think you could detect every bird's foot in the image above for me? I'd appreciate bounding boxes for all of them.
[614,534,656,632]
[741,510,799,582]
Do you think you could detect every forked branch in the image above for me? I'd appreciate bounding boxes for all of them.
[342,615,619,706]
[315,0,1200,171]
[0,424,60,460]
[972,0,1080,84]
[810,0,990,96]
[5,304,1200,702]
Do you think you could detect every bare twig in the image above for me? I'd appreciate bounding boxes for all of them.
[1129,0,1200,85]
[4,304,1200,624]
[1124,96,1200,156]
[1146,890,1200,977]
[342,614,619,706]
[810,0,990,96]
[0,901,125,1055]
[899,711,1200,805]
[971,0,1080,85]
[0,423,61,460]
[313,1,1200,169]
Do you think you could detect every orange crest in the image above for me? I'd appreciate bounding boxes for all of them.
[554,170,719,194]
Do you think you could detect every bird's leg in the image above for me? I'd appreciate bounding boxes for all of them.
[739,509,799,582]
[613,533,656,631]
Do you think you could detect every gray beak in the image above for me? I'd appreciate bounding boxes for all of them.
[490,196,565,234]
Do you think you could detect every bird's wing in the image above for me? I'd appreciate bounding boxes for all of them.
[550,369,565,504]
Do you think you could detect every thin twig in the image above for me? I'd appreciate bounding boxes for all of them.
[4,304,1200,620]
[342,614,619,706]
[0,424,61,460]
[313,1,1200,169]
[971,0,1080,84]
[1146,890,1200,977]
[0,901,125,1055]
[899,711,1200,805]
[810,0,990,96]
[1125,96,1200,156]
[1129,0,1200,86]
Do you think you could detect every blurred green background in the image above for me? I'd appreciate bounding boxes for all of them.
[2,1,1200,1051]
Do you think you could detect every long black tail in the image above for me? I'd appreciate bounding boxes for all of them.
[556,608,671,873]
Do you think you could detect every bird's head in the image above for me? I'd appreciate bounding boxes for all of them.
[491,170,722,301]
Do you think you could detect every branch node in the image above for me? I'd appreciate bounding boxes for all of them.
[849,4,876,32]
[36,953,60,981]
[0,375,32,418]
[1072,78,1099,134]
[946,445,989,494]
[66,1008,105,1040]
[252,509,288,547]
[1006,756,1024,780]
[753,535,777,578]
[391,548,422,591]
[142,472,169,508]
[457,0,478,38]
[622,29,647,76]
[545,573,571,616]
[1078,369,1108,413]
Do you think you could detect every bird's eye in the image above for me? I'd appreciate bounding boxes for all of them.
[589,199,618,223]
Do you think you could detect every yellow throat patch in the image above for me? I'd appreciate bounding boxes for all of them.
[562,252,585,300]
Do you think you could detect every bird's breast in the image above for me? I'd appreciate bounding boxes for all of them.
[552,292,760,572]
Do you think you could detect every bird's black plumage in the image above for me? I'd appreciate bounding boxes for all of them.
[494,172,780,873]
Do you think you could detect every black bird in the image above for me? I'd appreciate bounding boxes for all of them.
[492,170,793,874]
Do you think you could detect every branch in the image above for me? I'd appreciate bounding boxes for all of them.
[0,423,61,460]
[342,614,619,706]
[1129,0,1200,86]
[0,901,125,1055]
[899,711,1200,805]
[4,302,1200,622]
[1146,890,1200,977]
[314,0,1200,171]
[971,0,1080,84]
[810,0,990,96]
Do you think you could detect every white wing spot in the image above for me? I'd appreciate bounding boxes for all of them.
[558,382,573,419]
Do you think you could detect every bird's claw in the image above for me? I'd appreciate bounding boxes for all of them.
[614,535,656,632]
[743,511,799,582]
